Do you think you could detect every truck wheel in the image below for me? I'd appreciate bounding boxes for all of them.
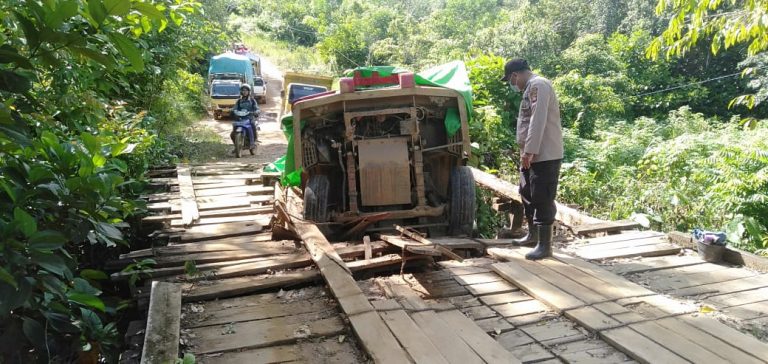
[304,174,329,223]
[449,166,476,236]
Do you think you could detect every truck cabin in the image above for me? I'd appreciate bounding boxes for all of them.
[210,81,241,98]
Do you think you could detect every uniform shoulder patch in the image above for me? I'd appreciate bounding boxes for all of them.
[530,86,538,104]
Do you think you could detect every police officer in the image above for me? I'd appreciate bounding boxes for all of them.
[500,59,564,260]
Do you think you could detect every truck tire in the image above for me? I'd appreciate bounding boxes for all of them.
[449,166,476,236]
[304,174,329,222]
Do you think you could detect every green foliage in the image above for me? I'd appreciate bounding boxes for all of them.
[0,0,230,361]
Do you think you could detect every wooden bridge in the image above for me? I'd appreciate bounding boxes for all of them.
[114,162,768,364]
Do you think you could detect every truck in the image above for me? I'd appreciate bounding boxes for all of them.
[208,53,262,116]
[281,72,335,117]
[209,79,241,120]
[289,65,476,237]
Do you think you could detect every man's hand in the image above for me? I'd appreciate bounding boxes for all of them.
[521,153,535,170]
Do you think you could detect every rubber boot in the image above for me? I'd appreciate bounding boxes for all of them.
[525,224,553,260]
[511,221,538,246]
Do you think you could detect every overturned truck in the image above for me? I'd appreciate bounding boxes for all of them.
[289,64,476,237]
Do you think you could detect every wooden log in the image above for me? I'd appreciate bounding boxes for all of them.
[177,165,199,226]
[469,167,604,226]
[140,282,181,364]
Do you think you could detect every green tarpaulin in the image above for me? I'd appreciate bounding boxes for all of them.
[273,61,473,186]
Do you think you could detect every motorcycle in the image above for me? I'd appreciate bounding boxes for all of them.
[232,109,259,158]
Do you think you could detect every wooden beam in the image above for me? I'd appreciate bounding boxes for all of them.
[572,220,641,236]
[290,220,411,363]
[379,234,442,256]
[469,167,604,226]
[140,282,181,364]
[177,165,199,226]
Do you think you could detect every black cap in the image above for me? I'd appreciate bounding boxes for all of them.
[500,59,530,81]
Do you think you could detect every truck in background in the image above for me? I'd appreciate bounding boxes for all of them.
[281,72,335,117]
[210,79,241,120]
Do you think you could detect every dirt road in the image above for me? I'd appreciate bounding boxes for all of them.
[199,56,287,166]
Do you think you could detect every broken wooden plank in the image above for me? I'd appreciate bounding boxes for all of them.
[193,185,274,198]
[179,221,270,242]
[394,225,464,261]
[186,299,332,328]
[379,234,442,256]
[117,234,278,260]
[572,220,641,235]
[142,206,273,223]
[606,255,706,275]
[170,214,271,227]
[177,165,199,226]
[140,282,182,364]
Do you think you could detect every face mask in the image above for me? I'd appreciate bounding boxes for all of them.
[508,75,520,93]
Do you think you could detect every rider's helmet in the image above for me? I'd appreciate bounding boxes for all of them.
[240,84,251,95]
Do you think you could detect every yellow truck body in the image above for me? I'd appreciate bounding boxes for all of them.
[281,72,335,116]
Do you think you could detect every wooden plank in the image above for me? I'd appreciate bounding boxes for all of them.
[678,313,768,361]
[379,310,450,364]
[644,266,759,292]
[654,317,764,364]
[491,262,584,311]
[577,230,667,245]
[118,235,279,259]
[460,304,498,320]
[290,220,411,363]
[411,310,485,364]
[672,273,768,297]
[576,243,681,260]
[552,252,656,297]
[575,235,669,252]
[147,244,298,267]
[194,185,273,198]
[183,270,320,302]
[454,272,502,286]
[491,300,549,317]
[379,234,442,256]
[142,206,273,223]
[179,221,270,242]
[189,316,345,354]
[466,280,519,296]
[140,282,182,364]
[600,327,688,364]
[572,220,641,235]
[394,225,464,261]
[478,291,532,306]
[196,345,299,364]
[187,300,332,328]
[607,255,706,275]
[537,256,638,300]
[177,165,199,226]
[495,250,608,304]
[631,320,730,363]
[565,306,621,331]
[708,286,768,308]
[437,310,522,364]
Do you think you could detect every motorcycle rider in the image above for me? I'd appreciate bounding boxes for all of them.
[231,83,260,154]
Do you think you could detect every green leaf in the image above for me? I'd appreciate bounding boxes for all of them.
[0,45,33,69]
[182,353,196,364]
[22,318,46,348]
[71,47,115,69]
[95,221,123,241]
[0,70,32,94]
[14,207,37,237]
[45,0,79,28]
[29,230,68,251]
[68,293,105,312]
[80,132,101,154]
[87,0,107,27]
[133,2,164,20]
[104,0,130,17]
[107,32,144,71]
[80,269,108,280]
[92,153,106,168]
[32,252,70,277]
[0,266,17,289]
[14,12,40,48]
